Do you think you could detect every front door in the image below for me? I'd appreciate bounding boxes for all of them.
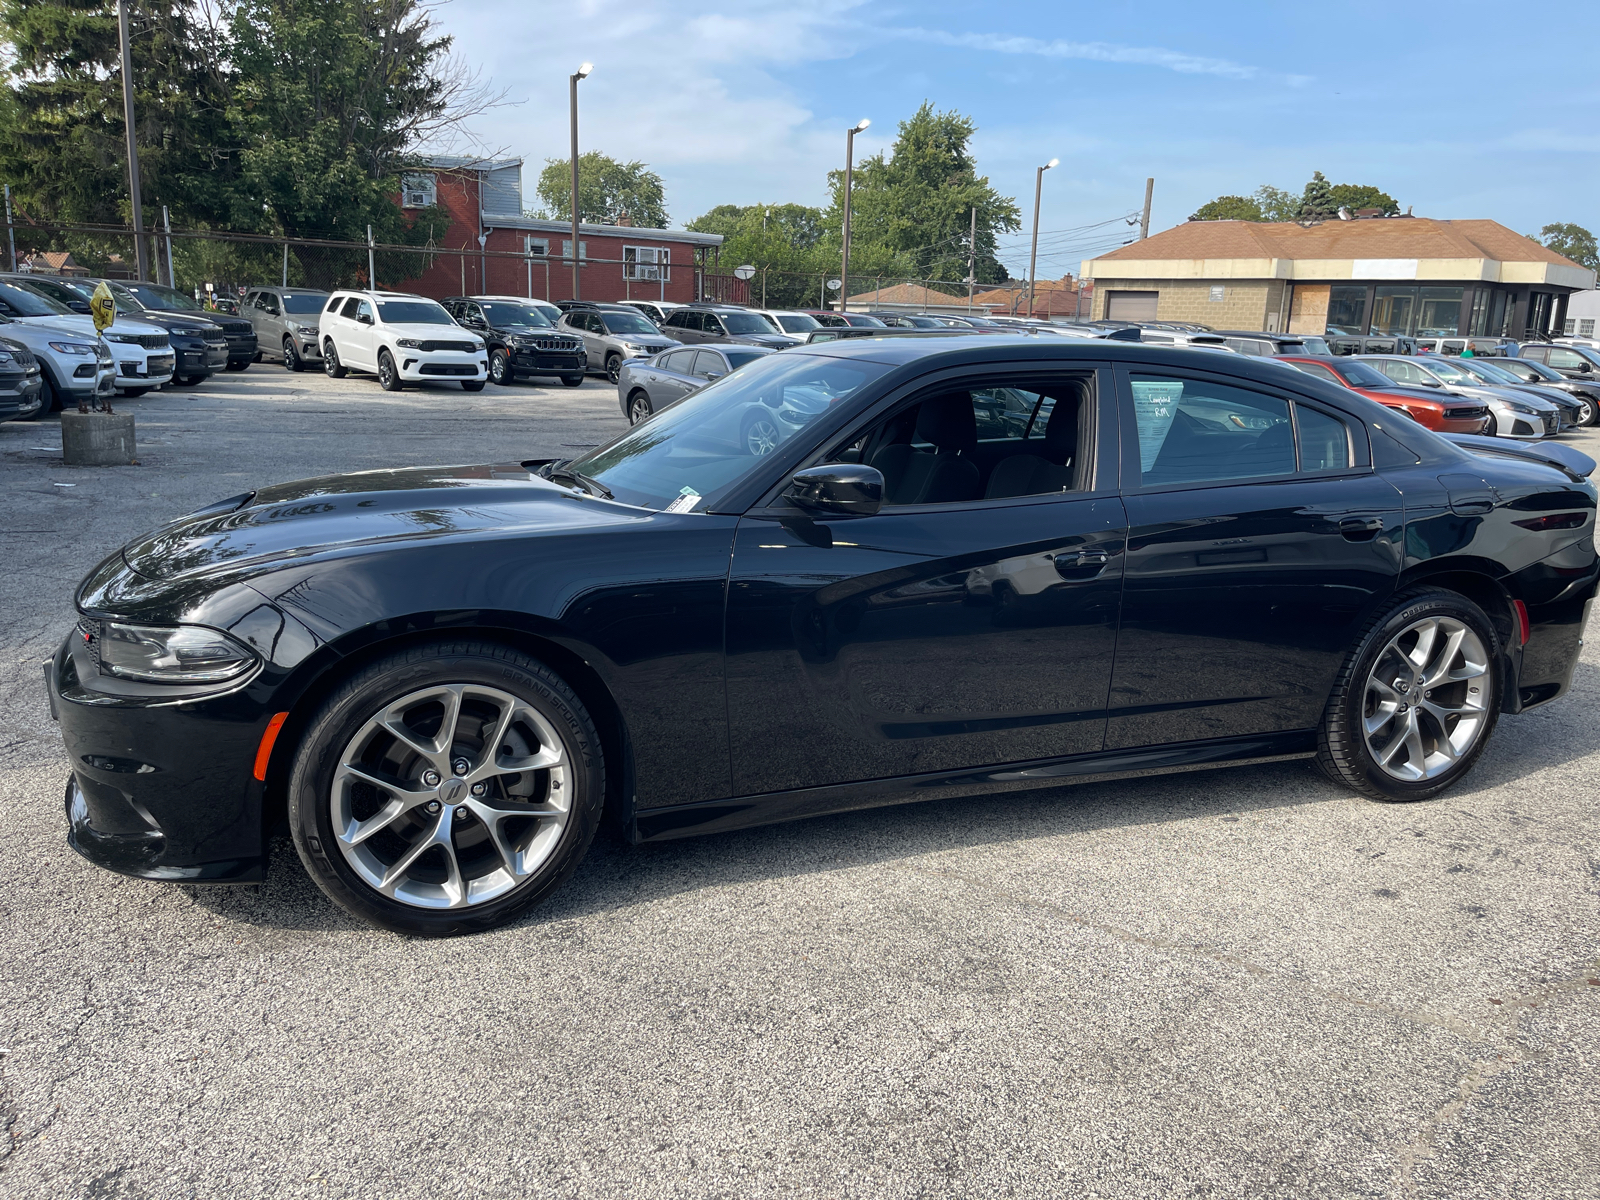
[725,369,1127,797]
[1104,367,1403,749]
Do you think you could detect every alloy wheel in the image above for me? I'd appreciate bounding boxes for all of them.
[1361,616,1489,782]
[628,394,652,424]
[490,351,507,384]
[329,683,571,910]
[745,417,779,456]
[606,356,622,384]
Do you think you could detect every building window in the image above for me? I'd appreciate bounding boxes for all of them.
[1327,285,1366,335]
[401,174,436,208]
[1416,286,1463,337]
[1468,289,1491,336]
[560,239,587,261]
[624,245,670,281]
[1566,319,1578,335]
[1582,319,1596,337]
[525,237,549,257]
[1370,285,1417,336]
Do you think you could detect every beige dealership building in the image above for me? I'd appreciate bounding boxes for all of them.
[1081,218,1595,340]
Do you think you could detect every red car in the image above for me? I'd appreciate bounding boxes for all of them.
[1278,356,1493,435]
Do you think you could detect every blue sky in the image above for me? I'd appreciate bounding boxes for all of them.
[445,0,1599,279]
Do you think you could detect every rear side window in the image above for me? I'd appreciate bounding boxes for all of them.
[1297,407,1352,471]
[1131,376,1294,486]
[327,296,344,313]
[1288,361,1341,384]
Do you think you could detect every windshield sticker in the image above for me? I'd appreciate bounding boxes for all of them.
[1131,380,1185,472]
[663,488,702,514]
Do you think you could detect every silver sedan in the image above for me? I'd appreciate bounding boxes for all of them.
[615,344,775,425]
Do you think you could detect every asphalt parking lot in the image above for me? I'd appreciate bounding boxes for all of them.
[2,367,1598,1200]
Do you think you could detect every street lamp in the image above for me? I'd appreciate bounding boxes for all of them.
[569,62,593,301]
[1027,157,1058,319]
[116,0,149,281]
[838,118,869,313]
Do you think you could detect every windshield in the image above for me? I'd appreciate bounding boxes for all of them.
[283,294,326,314]
[721,312,778,334]
[1458,360,1520,384]
[1423,360,1477,382]
[1335,362,1392,388]
[377,300,453,325]
[567,353,890,511]
[124,282,202,311]
[600,311,660,335]
[1291,336,1332,356]
[775,314,820,334]
[0,280,72,316]
[481,302,553,329]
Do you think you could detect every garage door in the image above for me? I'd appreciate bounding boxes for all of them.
[1106,291,1159,322]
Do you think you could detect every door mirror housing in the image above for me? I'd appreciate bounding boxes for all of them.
[785,464,883,517]
[68,301,91,314]
[357,313,374,326]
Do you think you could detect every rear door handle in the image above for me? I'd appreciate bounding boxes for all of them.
[1339,516,1384,541]
[1053,548,1110,578]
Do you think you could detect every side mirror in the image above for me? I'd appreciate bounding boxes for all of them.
[1421,379,1441,387]
[358,313,373,326]
[68,301,91,314]
[785,464,883,517]
[703,371,723,382]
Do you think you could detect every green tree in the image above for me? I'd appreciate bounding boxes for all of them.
[0,0,234,227]
[1327,183,1399,216]
[686,202,836,308]
[1536,223,1599,271]
[1189,195,1262,221]
[824,102,1019,289]
[1299,170,1336,221]
[534,152,667,228]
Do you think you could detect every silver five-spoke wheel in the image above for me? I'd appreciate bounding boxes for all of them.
[1361,615,1489,782]
[331,683,570,910]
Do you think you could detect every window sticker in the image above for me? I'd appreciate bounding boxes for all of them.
[1130,380,1184,472]
[663,487,702,514]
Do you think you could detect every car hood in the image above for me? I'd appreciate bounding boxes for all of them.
[16,313,167,337]
[383,323,485,343]
[1440,381,1556,409]
[735,333,799,348]
[147,306,252,335]
[119,463,645,584]
[128,312,223,335]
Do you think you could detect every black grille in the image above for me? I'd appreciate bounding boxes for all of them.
[519,336,581,352]
[221,320,252,335]
[1447,405,1489,421]
[129,333,168,349]
[76,617,101,667]
[203,332,227,346]
[1545,413,1560,434]
[418,340,478,353]
[4,346,37,368]
[419,363,479,376]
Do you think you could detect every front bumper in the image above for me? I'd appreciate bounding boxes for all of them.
[225,332,258,365]
[396,352,488,381]
[510,348,586,376]
[116,353,176,388]
[0,369,43,419]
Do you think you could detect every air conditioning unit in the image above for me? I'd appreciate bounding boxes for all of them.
[400,174,437,209]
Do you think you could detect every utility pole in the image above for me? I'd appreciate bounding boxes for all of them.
[116,0,149,281]
[1140,177,1155,241]
[838,119,870,312]
[966,206,977,313]
[3,186,15,272]
[1027,158,1058,320]
[569,63,592,301]
[367,225,375,290]
[163,206,175,288]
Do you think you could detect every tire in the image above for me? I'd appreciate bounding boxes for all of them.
[226,359,249,372]
[462,380,485,392]
[283,337,302,373]
[38,374,62,414]
[489,350,513,386]
[605,354,623,385]
[627,391,652,425]
[287,641,605,936]
[742,410,780,456]
[323,341,346,379]
[1316,588,1502,803]
[252,350,264,364]
[377,349,404,391]
[561,375,583,388]
[1574,397,1596,427]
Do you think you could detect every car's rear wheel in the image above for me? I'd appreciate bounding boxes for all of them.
[742,411,780,456]
[627,391,652,425]
[377,349,404,391]
[561,375,583,388]
[489,350,512,385]
[172,374,206,387]
[226,360,249,372]
[287,642,605,936]
[283,337,302,372]
[324,341,346,379]
[605,354,623,384]
[1573,396,1596,427]
[1317,589,1501,802]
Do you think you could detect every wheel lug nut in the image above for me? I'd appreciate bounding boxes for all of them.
[421,769,441,787]
[452,758,470,776]
[470,782,487,797]
[425,799,441,814]
[454,807,468,819]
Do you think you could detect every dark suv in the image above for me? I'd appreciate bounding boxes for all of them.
[1519,343,1600,379]
[444,295,587,387]
[116,281,258,371]
[660,304,801,350]
[1210,330,1333,357]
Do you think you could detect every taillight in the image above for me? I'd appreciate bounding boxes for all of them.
[1512,512,1587,531]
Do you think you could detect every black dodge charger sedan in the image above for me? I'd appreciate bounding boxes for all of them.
[49,336,1599,935]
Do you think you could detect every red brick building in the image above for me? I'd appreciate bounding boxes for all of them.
[387,156,728,304]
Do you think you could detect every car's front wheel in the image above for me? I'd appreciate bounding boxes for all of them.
[226,360,249,372]
[605,354,623,384]
[283,337,302,372]
[1317,589,1501,802]
[287,642,606,935]
[1573,396,1596,427]
[489,350,512,386]
[324,341,346,379]
[560,375,583,388]
[742,411,780,456]
[627,391,652,425]
[377,349,404,391]
[462,379,485,392]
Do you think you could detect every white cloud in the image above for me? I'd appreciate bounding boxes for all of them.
[894,27,1304,84]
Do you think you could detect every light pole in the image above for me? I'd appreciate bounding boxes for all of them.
[838,118,869,313]
[116,0,149,281]
[1027,158,1058,319]
[569,62,592,300]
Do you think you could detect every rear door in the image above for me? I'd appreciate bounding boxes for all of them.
[1105,366,1403,750]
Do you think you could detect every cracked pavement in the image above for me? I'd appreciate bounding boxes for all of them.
[2,369,1598,1199]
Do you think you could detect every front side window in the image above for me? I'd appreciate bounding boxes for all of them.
[567,354,890,511]
[691,350,727,380]
[376,299,452,325]
[1130,376,1297,487]
[1548,348,1590,370]
[355,300,375,323]
[702,315,726,335]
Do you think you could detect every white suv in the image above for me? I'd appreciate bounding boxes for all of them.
[320,290,488,391]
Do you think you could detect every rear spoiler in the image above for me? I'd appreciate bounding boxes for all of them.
[1442,433,1596,482]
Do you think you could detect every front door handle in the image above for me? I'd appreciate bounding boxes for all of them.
[1339,516,1384,541]
[1053,548,1110,578]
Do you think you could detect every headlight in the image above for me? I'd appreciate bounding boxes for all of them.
[290,323,318,335]
[471,338,485,350]
[97,621,258,684]
[49,341,97,356]
[1506,402,1537,414]
[396,338,424,349]
[0,351,11,364]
